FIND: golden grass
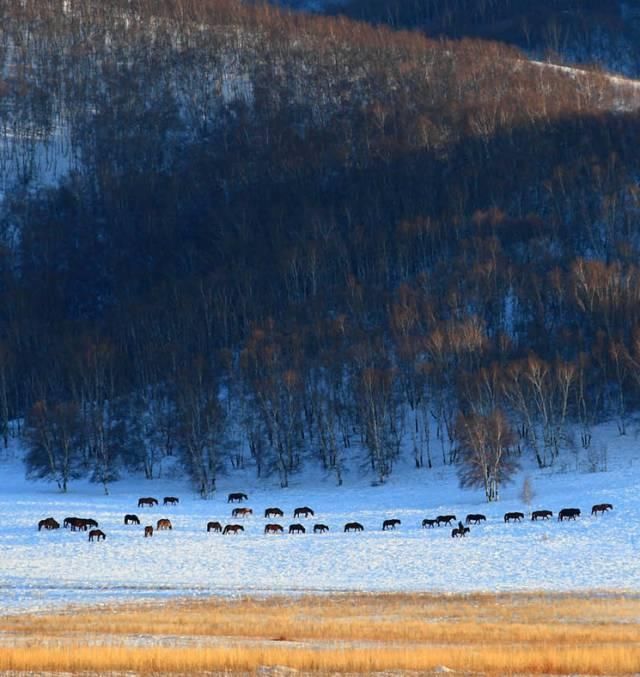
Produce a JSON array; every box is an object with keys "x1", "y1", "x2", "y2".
[{"x1": 1, "y1": 592, "x2": 639, "y2": 674}]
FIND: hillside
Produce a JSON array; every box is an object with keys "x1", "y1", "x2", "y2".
[
  {"x1": 325, "y1": 0, "x2": 640, "y2": 76},
  {"x1": 1, "y1": 0, "x2": 640, "y2": 493}
]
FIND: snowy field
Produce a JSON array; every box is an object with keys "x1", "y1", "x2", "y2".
[{"x1": 1, "y1": 424, "x2": 639, "y2": 615}]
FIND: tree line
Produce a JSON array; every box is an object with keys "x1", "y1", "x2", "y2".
[
  {"x1": 329, "y1": 0, "x2": 640, "y2": 76},
  {"x1": 0, "y1": 0, "x2": 639, "y2": 497}
]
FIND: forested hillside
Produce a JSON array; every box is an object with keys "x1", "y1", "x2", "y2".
[
  {"x1": 327, "y1": 0, "x2": 640, "y2": 75},
  {"x1": 1, "y1": 0, "x2": 640, "y2": 495}
]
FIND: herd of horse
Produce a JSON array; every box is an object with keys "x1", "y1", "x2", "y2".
[{"x1": 36, "y1": 492, "x2": 614, "y2": 542}]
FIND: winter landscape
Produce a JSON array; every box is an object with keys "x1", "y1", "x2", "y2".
[
  {"x1": 1, "y1": 422, "x2": 639, "y2": 615},
  {"x1": 3, "y1": 0, "x2": 640, "y2": 674}
]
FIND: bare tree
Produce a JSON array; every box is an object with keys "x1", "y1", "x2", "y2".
[
  {"x1": 520, "y1": 475, "x2": 535, "y2": 513},
  {"x1": 456, "y1": 409, "x2": 518, "y2": 502},
  {"x1": 25, "y1": 399, "x2": 83, "y2": 492}
]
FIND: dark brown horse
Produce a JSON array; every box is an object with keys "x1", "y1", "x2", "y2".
[
  {"x1": 38, "y1": 517, "x2": 60, "y2": 531},
  {"x1": 558, "y1": 508, "x2": 581, "y2": 521},
  {"x1": 264, "y1": 507, "x2": 284, "y2": 518},
  {"x1": 78, "y1": 518, "x2": 98, "y2": 530},
  {"x1": 465, "y1": 514, "x2": 486, "y2": 524},
  {"x1": 264, "y1": 523, "x2": 284, "y2": 534},
  {"x1": 232, "y1": 507, "x2": 253, "y2": 518},
  {"x1": 156, "y1": 518, "x2": 172, "y2": 530},
  {"x1": 344, "y1": 522, "x2": 364, "y2": 532},
  {"x1": 223, "y1": 524, "x2": 244, "y2": 534},
  {"x1": 289, "y1": 523, "x2": 306, "y2": 534},
  {"x1": 504, "y1": 512, "x2": 524, "y2": 523},
  {"x1": 138, "y1": 497, "x2": 158, "y2": 507},
  {"x1": 88, "y1": 529, "x2": 106, "y2": 541},
  {"x1": 531, "y1": 510, "x2": 553, "y2": 521},
  {"x1": 65, "y1": 517, "x2": 95, "y2": 531},
  {"x1": 207, "y1": 521, "x2": 222, "y2": 533},
  {"x1": 124, "y1": 514, "x2": 140, "y2": 525},
  {"x1": 313, "y1": 524, "x2": 329, "y2": 533},
  {"x1": 144, "y1": 525, "x2": 153, "y2": 537},
  {"x1": 382, "y1": 518, "x2": 401, "y2": 530},
  {"x1": 227, "y1": 492, "x2": 248, "y2": 503},
  {"x1": 422, "y1": 518, "x2": 437, "y2": 528},
  {"x1": 293, "y1": 506, "x2": 314, "y2": 518},
  {"x1": 591, "y1": 503, "x2": 613, "y2": 516},
  {"x1": 436, "y1": 515, "x2": 456, "y2": 526},
  {"x1": 163, "y1": 496, "x2": 179, "y2": 505}
]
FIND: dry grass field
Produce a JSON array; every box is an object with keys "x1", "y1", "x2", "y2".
[{"x1": 1, "y1": 592, "x2": 639, "y2": 674}]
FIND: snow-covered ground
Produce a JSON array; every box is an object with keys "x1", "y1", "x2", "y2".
[
  {"x1": 1, "y1": 423, "x2": 639, "y2": 615},
  {"x1": 528, "y1": 59, "x2": 640, "y2": 111}
]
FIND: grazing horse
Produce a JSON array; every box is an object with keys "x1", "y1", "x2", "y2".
[
  {"x1": 163, "y1": 496, "x2": 179, "y2": 505},
  {"x1": 422, "y1": 518, "x2": 437, "y2": 528},
  {"x1": 232, "y1": 507, "x2": 253, "y2": 518},
  {"x1": 64, "y1": 517, "x2": 82, "y2": 530},
  {"x1": 382, "y1": 519, "x2": 401, "y2": 530},
  {"x1": 293, "y1": 506, "x2": 314, "y2": 518},
  {"x1": 344, "y1": 522, "x2": 364, "y2": 532},
  {"x1": 156, "y1": 518, "x2": 172, "y2": 530},
  {"x1": 465, "y1": 514, "x2": 486, "y2": 525},
  {"x1": 223, "y1": 524, "x2": 244, "y2": 534},
  {"x1": 504, "y1": 512, "x2": 524, "y2": 523},
  {"x1": 207, "y1": 521, "x2": 222, "y2": 533},
  {"x1": 451, "y1": 526, "x2": 470, "y2": 538},
  {"x1": 531, "y1": 510, "x2": 553, "y2": 521},
  {"x1": 65, "y1": 517, "x2": 95, "y2": 531},
  {"x1": 436, "y1": 515, "x2": 456, "y2": 526},
  {"x1": 558, "y1": 508, "x2": 581, "y2": 521},
  {"x1": 124, "y1": 514, "x2": 140, "y2": 525},
  {"x1": 227, "y1": 492, "x2": 248, "y2": 503},
  {"x1": 88, "y1": 529, "x2": 106, "y2": 541},
  {"x1": 289, "y1": 523, "x2": 306, "y2": 534},
  {"x1": 264, "y1": 523, "x2": 284, "y2": 534},
  {"x1": 313, "y1": 524, "x2": 329, "y2": 533},
  {"x1": 38, "y1": 517, "x2": 60, "y2": 531},
  {"x1": 138, "y1": 497, "x2": 158, "y2": 507},
  {"x1": 144, "y1": 525, "x2": 153, "y2": 537},
  {"x1": 265, "y1": 507, "x2": 283, "y2": 518},
  {"x1": 591, "y1": 503, "x2": 613, "y2": 516}
]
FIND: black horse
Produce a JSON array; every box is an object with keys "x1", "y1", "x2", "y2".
[
  {"x1": 451, "y1": 526, "x2": 470, "y2": 538},
  {"x1": 504, "y1": 512, "x2": 524, "y2": 523},
  {"x1": 558, "y1": 508, "x2": 581, "y2": 521},
  {"x1": 344, "y1": 522, "x2": 364, "y2": 532},
  {"x1": 382, "y1": 518, "x2": 401, "y2": 530}
]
